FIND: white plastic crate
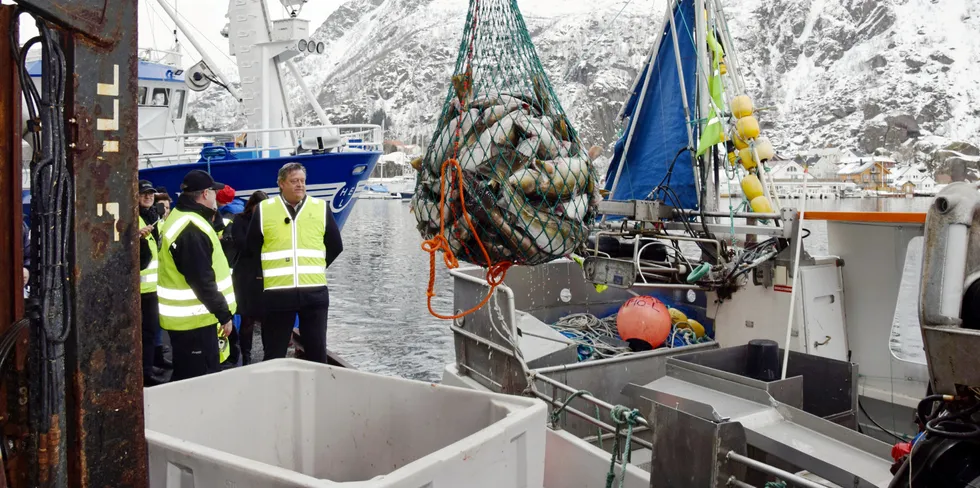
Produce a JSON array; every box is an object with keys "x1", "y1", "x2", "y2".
[{"x1": 144, "y1": 359, "x2": 546, "y2": 487}]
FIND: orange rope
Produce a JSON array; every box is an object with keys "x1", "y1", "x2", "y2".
[
  {"x1": 421, "y1": 158, "x2": 512, "y2": 320},
  {"x1": 420, "y1": 0, "x2": 512, "y2": 320}
]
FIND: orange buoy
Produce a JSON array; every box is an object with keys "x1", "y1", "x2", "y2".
[{"x1": 617, "y1": 296, "x2": 672, "y2": 348}]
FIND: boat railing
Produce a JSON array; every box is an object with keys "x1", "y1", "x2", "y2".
[
  {"x1": 137, "y1": 47, "x2": 182, "y2": 66},
  {"x1": 139, "y1": 124, "x2": 384, "y2": 167}
]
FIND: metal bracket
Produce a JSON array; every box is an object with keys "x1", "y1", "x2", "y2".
[
  {"x1": 597, "y1": 199, "x2": 673, "y2": 220},
  {"x1": 582, "y1": 256, "x2": 637, "y2": 288}
]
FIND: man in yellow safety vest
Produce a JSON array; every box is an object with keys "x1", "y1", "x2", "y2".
[
  {"x1": 243, "y1": 162, "x2": 343, "y2": 363},
  {"x1": 157, "y1": 170, "x2": 237, "y2": 380}
]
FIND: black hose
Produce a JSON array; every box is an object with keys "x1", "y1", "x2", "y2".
[
  {"x1": 858, "y1": 398, "x2": 908, "y2": 442},
  {"x1": 925, "y1": 402, "x2": 980, "y2": 440}
]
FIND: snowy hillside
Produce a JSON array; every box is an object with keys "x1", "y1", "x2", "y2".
[{"x1": 189, "y1": 0, "x2": 980, "y2": 179}]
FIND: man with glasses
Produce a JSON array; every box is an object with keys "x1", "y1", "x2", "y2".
[{"x1": 156, "y1": 170, "x2": 236, "y2": 380}]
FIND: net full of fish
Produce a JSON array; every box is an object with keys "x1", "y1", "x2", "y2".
[{"x1": 410, "y1": 0, "x2": 601, "y2": 268}]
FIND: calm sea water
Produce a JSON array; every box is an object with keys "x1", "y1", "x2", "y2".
[{"x1": 324, "y1": 197, "x2": 934, "y2": 381}]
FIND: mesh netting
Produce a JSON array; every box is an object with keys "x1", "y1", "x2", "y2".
[{"x1": 412, "y1": 0, "x2": 599, "y2": 268}]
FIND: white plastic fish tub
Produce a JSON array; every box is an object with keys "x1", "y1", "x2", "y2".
[{"x1": 144, "y1": 359, "x2": 547, "y2": 487}]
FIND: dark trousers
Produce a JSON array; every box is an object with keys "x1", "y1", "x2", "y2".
[
  {"x1": 240, "y1": 315, "x2": 257, "y2": 364},
  {"x1": 140, "y1": 292, "x2": 160, "y2": 379},
  {"x1": 262, "y1": 308, "x2": 328, "y2": 364},
  {"x1": 169, "y1": 325, "x2": 220, "y2": 381}
]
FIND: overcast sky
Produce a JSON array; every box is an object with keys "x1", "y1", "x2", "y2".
[{"x1": 9, "y1": 0, "x2": 341, "y2": 73}]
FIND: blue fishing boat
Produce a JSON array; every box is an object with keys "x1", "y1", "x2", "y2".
[{"x1": 22, "y1": 0, "x2": 382, "y2": 230}]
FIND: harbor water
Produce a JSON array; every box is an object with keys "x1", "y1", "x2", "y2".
[{"x1": 324, "y1": 197, "x2": 934, "y2": 382}]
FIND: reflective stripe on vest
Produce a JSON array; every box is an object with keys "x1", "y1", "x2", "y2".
[
  {"x1": 139, "y1": 215, "x2": 159, "y2": 294},
  {"x1": 259, "y1": 196, "x2": 327, "y2": 291},
  {"x1": 156, "y1": 208, "x2": 237, "y2": 331}
]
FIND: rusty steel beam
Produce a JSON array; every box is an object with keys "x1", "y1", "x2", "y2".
[
  {"x1": 9, "y1": 1, "x2": 120, "y2": 46},
  {"x1": 0, "y1": 7, "x2": 31, "y2": 488},
  {"x1": 7, "y1": 0, "x2": 144, "y2": 486},
  {"x1": 63, "y1": 2, "x2": 146, "y2": 486}
]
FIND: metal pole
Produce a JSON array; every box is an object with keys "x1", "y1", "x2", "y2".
[
  {"x1": 695, "y1": 0, "x2": 716, "y2": 213},
  {"x1": 667, "y1": 3, "x2": 701, "y2": 200},
  {"x1": 780, "y1": 168, "x2": 809, "y2": 379},
  {"x1": 676, "y1": 208, "x2": 782, "y2": 220},
  {"x1": 604, "y1": 1, "x2": 674, "y2": 213},
  {"x1": 726, "y1": 451, "x2": 827, "y2": 488},
  {"x1": 153, "y1": 0, "x2": 243, "y2": 102},
  {"x1": 285, "y1": 59, "x2": 333, "y2": 129},
  {"x1": 530, "y1": 372, "x2": 651, "y2": 428},
  {"x1": 726, "y1": 477, "x2": 757, "y2": 488},
  {"x1": 534, "y1": 341, "x2": 717, "y2": 374},
  {"x1": 530, "y1": 390, "x2": 654, "y2": 451}
]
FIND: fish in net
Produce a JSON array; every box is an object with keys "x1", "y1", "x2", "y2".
[{"x1": 411, "y1": 0, "x2": 601, "y2": 269}]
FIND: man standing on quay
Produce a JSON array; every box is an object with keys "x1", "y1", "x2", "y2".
[{"x1": 244, "y1": 162, "x2": 343, "y2": 363}]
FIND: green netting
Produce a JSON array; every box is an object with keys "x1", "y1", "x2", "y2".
[{"x1": 411, "y1": 0, "x2": 599, "y2": 268}]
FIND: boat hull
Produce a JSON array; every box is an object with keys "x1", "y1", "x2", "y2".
[{"x1": 138, "y1": 150, "x2": 381, "y2": 229}]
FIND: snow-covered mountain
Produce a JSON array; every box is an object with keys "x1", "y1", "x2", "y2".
[{"x1": 189, "y1": 0, "x2": 980, "y2": 180}]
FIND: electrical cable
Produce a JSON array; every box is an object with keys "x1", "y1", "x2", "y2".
[{"x1": 857, "y1": 398, "x2": 907, "y2": 442}]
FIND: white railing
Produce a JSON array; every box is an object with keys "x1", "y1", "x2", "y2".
[
  {"x1": 138, "y1": 124, "x2": 384, "y2": 167},
  {"x1": 137, "y1": 47, "x2": 183, "y2": 66}
]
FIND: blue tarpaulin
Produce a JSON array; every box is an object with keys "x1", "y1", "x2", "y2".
[{"x1": 603, "y1": 0, "x2": 699, "y2": 210}]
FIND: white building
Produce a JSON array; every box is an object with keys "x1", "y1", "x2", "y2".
[{"x1": 769, "y1": 161, "x2": 806, "y2": 181}]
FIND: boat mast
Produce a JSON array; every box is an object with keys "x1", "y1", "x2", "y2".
[{"x1": 153, "y1": 0, "x2": 243, "y2": 103}]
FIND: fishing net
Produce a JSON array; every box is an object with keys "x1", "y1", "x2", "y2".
[{"x1": 412, "y1": 0, "x2": 600, "y2": 270}]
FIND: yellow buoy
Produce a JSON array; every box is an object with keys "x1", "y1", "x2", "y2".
[
  {"x1": 731, "y1": 95, "x2": 753, "y2": 119},
  {"x1": 750, "y1": 195, "x2": 773, "y2": 214},
  {"x1": 739, "y1": 147, "x2": 757, "y2": 170},
  {"x1": 755, "y1": 137, "x2": 775, "y2": 161},
  {"x1": 736, "y1": 115, "x2": 760, "y2": 140},
  {"x1": 719, "y1": 61, "x2": 728, "y2": 75},
  {"x1": 677, "y1": 319, "x2": 706, "y2": 338},
  {"x1": 668, "y1": 308, "x2": 688, "y2": 325},
  {"x1": 727, "y1": 151, "x2": 737, "y2": 167},
  {"x1": 740, "y1": 174, "x2": 764, "y2": 201},
  {"x1": 732, "y1": 131, "x2": 749, "y2": 150}
]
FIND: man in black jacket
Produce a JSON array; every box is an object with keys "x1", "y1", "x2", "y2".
[
  {"x1": 243, "y1": 162, "x2": 343, "y2": 363},
  {"x1": 157, "y1": 170, "x2": 235, "y2": 381}
]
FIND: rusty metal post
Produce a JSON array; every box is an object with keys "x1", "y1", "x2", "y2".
[
  {"x1": 63, "y1": 6, "x2": 146, "y2": 488},
  {"x1": 0, "y1": 7, "x2": 30, "y2": 488},
  {"x1": 7, "y1": 0, "x2": 144, "y2": 486}
]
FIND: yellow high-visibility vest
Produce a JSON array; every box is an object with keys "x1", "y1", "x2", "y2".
[
  {"x1": 156, "y1": 208, "x2": 237, "y2": 331},
  {"x1": 139, "y1": 215, "x2": 159, "y2": 294},
  {"x1": 258, "y1": 196, "x2": 328, "y2": 291}
]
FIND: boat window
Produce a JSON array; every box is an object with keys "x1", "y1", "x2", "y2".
[
  {"x1": 138, "y1": 86, "x2": 147, "y2": 105},
  {"x1": 171, "y1": 89, "x2": 185, "y2": 119},
  {"x1": 150, "y1": 88, "x2": 170, "y2": 107}
]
